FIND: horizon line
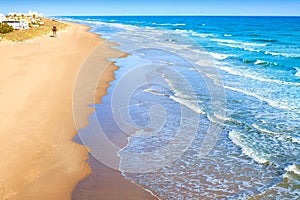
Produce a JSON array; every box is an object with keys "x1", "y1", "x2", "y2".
[{"x1": 48, "y1": 14, "x2": 300, "y2": 17}]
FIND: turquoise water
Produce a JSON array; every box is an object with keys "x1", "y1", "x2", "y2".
[{"x1": 61, "y1": 16, "x2": 300, "y2": 199}]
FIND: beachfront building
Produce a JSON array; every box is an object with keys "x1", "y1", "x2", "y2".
[
  {"x1": 28, "y1": 10, "x2": 43, "y2": 18},
  {"x1": 4, "y1": 10, "x2": 44, "y2": 30},
  {"x1": 1, "y1": 20, "x2": 29, "y2": 30},
  {"x1": 6, "y1": 10, "x2": 43, "y2": 21}
]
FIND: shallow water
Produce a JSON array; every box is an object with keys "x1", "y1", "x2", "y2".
[{"x1": 61, "y1": 16, "x2": 300, "y2": 199}]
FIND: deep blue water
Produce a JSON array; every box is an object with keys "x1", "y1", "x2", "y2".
[{"x1": 60, "y1": 16, "x2": 300, "y2": 199}]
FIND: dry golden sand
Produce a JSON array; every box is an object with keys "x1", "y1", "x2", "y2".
[{"x1": 0, "y1": 21, "x2": 156, "y2": 199}]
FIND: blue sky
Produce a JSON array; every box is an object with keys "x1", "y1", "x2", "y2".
[{"x1": 0, "y1": 0, "x2": 299, "y2": 16}]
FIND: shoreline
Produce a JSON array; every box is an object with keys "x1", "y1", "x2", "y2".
[
  {"x1": 68, "y1": 21, "x2": 159, "y2": 199},
  {"x1": 0, "y1": 20, "x2": 156, "y2": 199}
]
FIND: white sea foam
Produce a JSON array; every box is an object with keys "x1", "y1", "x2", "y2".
[
  {"x1": 224, "y1": 34, "x2": 232, "y2": 37},
  {"x1": 242, "y1": 42, "x2": 267, "y2": 47},
  {"x1": 173, "y1": 23, "x2": 186, "y2": 26},
  {"x1": 191, "y1": 49, "x2": 232, "y2": 60},
  {"x1": 281, "y1": 53, "x2": 300, "y2": 58},
  {"x1": 212, "y1": 39, "x2": 267, "y2": 53},
  {"x1": 206, "y1": 52, "x2": 233, "y2": 60},
  {"x1": 254, "y1": 60, "x2": 270, "y2": 66},
  {"x1": 217, "y1": 43, "x2": 262, "y2": 52},
  {"x1": 212, "y1": 38, "x2": 266, "y2": 46},
  {"x1": 170, "y1": 96, "x2": 205, "y2": 115},
  {"x1": 294, "y1": 67, "x2": 300, "y2": 77},
  {"x1": 191, "y1": 32, "x2": 215, "y2": 38},
  {"x1": 211, "y1": 39, "x2": 240, "y2": 44},
  {"x1": 264, "y1": 51, "x2": 281, "y2": 56},
  {"x1": 265, "y1": 51, "x2": 300, "y2": 58},
  {"x1": 291, "y1": 137, "x2": 300, "y2": 144},
  {"x1": 207, "y1": 113, "x2": 233, "y2": 125},
  {"x1": 252, "y1": 124, "x2": 275, "y2": 135},
  {"x1": 217, "y1": 43, "x2": 240, "y2": 48},
  {"x1": 143, "y1": 87, "x2": 169, "y2": 97},
  {"x1": 242, "y1": 47, "x2": 262, "y2": 52},
  {"x1": 252, "y1": 124, "x2": 300, "y2": 144},
  {"x1": 229, "y1": 130, "x2": 269, "y2": 164},
  {"x1": 161, "y1": 72, "x2": 205, "y2": 115},
  {"x1": 87, "y1": 20, "x2": 140, "y2": 31},
  {"x1": 152, "y1": 23, "x2": 186, "y2": 26},
  {"x1": 216, "y1": 65, "x2": 300, "y2": 86},
  {"x1": 285, "y1": 164, "x2": 300, "y2": 175},
  {"x1": 174, "y1": 29, "x2": 189, "y2": 34},
  {"x1": 223, "y1": 85, "x2": 291, "y2": 111}
]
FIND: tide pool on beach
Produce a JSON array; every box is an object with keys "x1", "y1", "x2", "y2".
[{"x1": 63, "y1": 16, "x2": 300, "y2": 199}]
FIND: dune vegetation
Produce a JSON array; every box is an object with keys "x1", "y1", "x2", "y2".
[{"x1": 0, "y1": 18, "x2": 68, "y2": 42}]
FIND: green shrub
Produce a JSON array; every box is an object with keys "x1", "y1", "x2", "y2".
[{"x1": 0, "y1": 23, "x2": 14, "y2": 34}]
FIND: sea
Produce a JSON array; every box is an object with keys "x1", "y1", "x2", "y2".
[{"x1": 58, "y1": 16, "x2": 300, "y2": 199}]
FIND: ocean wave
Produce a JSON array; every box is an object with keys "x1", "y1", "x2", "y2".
[
  {"x1": 265, "y1": 51, "x2": 300, "y2": 58},
  {"x1": 282, "y1": 53, "x2": 300, "y2": 58},
  {"x1": 173, "y1": 23, "x2": 186, "y2": 26},
  {"x1": 242, "y1": 47, "x2": 262, "y2": 52},
  {"x1": 211, "y1": 39, "x2": 267, "y2": 47},
  {"x1": 207, "y1": 113, "x2": 237, "y2": 125},
  {"x1": 243, "y1": 42, "x2": 267, "y2": 47},
  {"x1": 295, "y1": 67, "x2": 300, "y2": 77},
  {"x1": 174, "y1": 29, "x2": 189, "y2": 34},
  {"x1": 170, "y1": 95, "x2": 205, "y2": 114},
  {"x1": 229, "y1": 130, "x2": 269, "y2": 164},
  {"x1": 223, "y1": 86, "x2": 291, "y2": 111},
  {"x1": 152, "y1": 23, "x2": 186, "y2": 26},
  {"x1": 253, "y1": 59, "x2": 280, "y2": 67},
  {"x1": 264, "y1": 51, "x2": 281, "y2": 56},
  {"x1": 85, "y1": 18, "x2": 94, "y2": 21},
  {"x1": 283, "y1": 164, "x2": 300, "y2": 184},
  {"x1": 211, "y1": 38, "x2": 239, "y2": 44},
  {"x1": 291, "y1": 136, "x2": 300, "y2": 144},
  {"x1": 224, "y1": 34, "x2": 232, "y2": 37},
  {"x1": 285, "y1": 164, "x2": 300, "y2": 175},
  {"x1": 191, "y1": 32, "x2": 215, "y2": 38},
  {"x1": 252, "y1": 124, "x2": 275, "y2": 135},
  {"x1": 144, "y1": 87, "x2": 170, "y2": 97},
  {"x1": 217, "y1": 43, "x2": 240, "y2": 48},
  {"x1": 85, "y1": 20, "x2": 140, "y2": 31},
  {"x1": 162, "y1": 73, "x2": 205, "y2": 115},
  {"x1": 254, "y1": 60, "x2": 272, "y2": 66},
  {"x1": 207, "y1": 52, "x2": 234, "y2": 60},
  {"x1": 217, "y1": 43, "x2": 262, "y2": 52},
  {"x1": 216, "y1": 65, "x2": 300, "y2": 86},
  {"x1": 252, "y1": 124, "x2": 300, "y2": 144},
  {"x1": 252, "y1": 38, "x2": 278, "y2": 43}
]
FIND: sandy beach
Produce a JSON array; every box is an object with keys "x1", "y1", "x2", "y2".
[{"x1": 0, "y1": 21, "x2": 155, "y2": 199}]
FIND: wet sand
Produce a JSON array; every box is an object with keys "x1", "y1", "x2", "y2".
[{"x1": 0, "y1": 21, "x2": 156, "y2": 199}]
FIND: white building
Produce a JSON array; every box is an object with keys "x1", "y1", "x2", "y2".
[
  {"x1": 0, "y1": 20, "x2": 29, "y2": 30},
  {"x1": 28, "y1": 10, "x2": 43, "y2": 18}
]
